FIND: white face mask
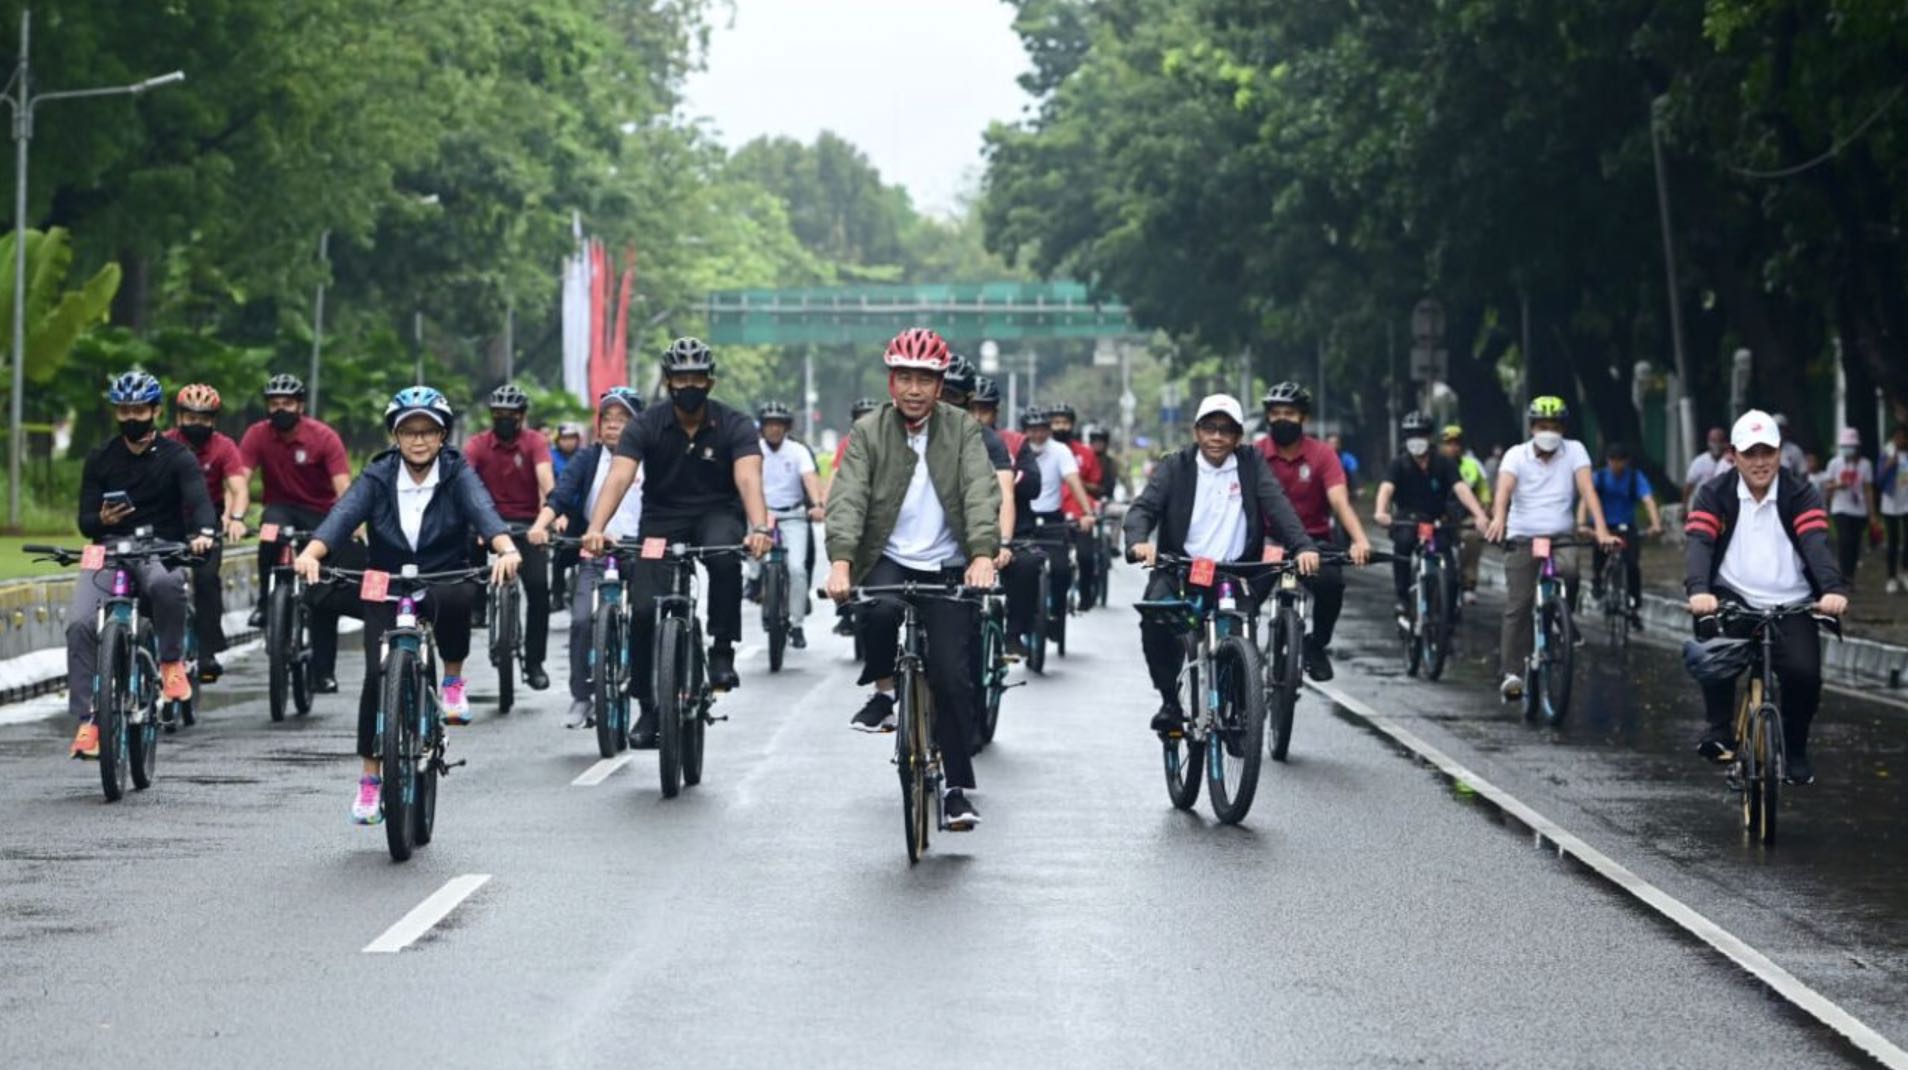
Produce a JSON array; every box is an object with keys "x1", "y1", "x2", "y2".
[
  {"x1": 1404, "y1": 437, "x2": 1430, "y2": 458},
  {"x1": 1841, "y1": 446, "x2": 1859, "y2": 459},
  {"x1": 1532, "y1": 431, "x2": 1563, "y2": 453}
]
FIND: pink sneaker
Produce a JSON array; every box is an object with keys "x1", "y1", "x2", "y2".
[
  {"x1": 442, "y1": 677, "x2": 470, "y2": 724},
  {"x1": 352, "y1": 776, "x2": 382, "y2": 825}
]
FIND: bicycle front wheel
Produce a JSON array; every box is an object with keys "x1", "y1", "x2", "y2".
[
  {"x1": 896, "y1": 662, "x2": 932, "y2": 862},
  {"x1": 94, "y1": 620, "x2": 134, "y2": 802},
  {"x1": 1206, "y1": 634, "x2": 1267, "y2": 825},
  {"x1": 979, "y1": 617, "x2": 1004, "y2": 744},
  {"x1": 267, "y1": 583, "x2": 293, "y2": 723},
  {"x1": 380, "y1": 646, "x2": 424, "y2": 862},
  {"x1": 1422, "y1": 570, "x2": 1449, "y2": 682},
  {"x1": 1268, "y1": 605, "x2": 1303, "y2": 762},
  {"x1": 492, "y1": 583, "x2": 518, "y2": 715},
  {"x1": 1540, "y1": 599, "x2": 1575, "y2": 725},
  {"x1": 1748, "y1": 701, "x2": 1783, "y2": 845},
  {"x1": 764, "y1": 562, "x2": 788, "y2": 673},
  {"x1": 656, "y1": 616, "x2": 690, "y2": 798},
  {"x1": 592, "y1": 601, "x2": 629, "y2": 759},
  {"x1": 1165, "y1": 661, "x2": 1205, "y2": 811}
]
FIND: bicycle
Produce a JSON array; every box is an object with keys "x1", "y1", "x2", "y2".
[
  {"x1": 1006, "y1": 537, "x2": 1053, "y2": 674},
  {"x1": 1095, "y1": 512, "x2": 1120, "y2": 609},
  {"x1": 841, "y1": 579, "x2": 990, "y2": 863},
  {"x1": 640, "y1": 538, "x2": 746, "y2": 799},
  {"x1": 548, "y1": 535, "x2": 634, "y2": 759},
  {"x1": 1701, "y1": 602, "x2": 1841, "y2": 846},
  {"x1": 483, "y1": 524, "x2": 531, "y2": 716},
  {"x1": 1508, "y1": 535, "x2": 1585, "y2": 725},
  {"x1": 1074, "y1": 516, "x2": 1107, "y2": 612},
  {"x1": 1594, "y1": 524, "x2": 1634, "y2": 648},
  {"x1": 29, "y1": 533, "x2": 202, "y2": 802},
  {"x1": 760, "y1": 526, "x2": 792, "y2": 673},
  {"x1": 1255, "y1": 545, "x2": 1356, "y2": 762},
  {"x1": 258, "y1": 522, "x2": 316, "y2": 724},
  {"x1": 1134, "y1": 553, "x2": 1270, "y2": 825},
  {"x1": 325, "y1": 564, "x2": 485, "y2": 862},
  {"x1": 1392, "y1": 516, "x2": 1457, "y2": 681},
  {"x1": 973, "y1": 583, "x2": 1021, "y2": 750}
]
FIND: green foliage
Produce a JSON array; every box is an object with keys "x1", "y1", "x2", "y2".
[{"x1": 0, "y1": 228, "x2": 121, "y2": 384}]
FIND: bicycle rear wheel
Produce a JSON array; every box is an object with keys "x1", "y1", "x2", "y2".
[
  {"x1": 1540, "y1": 599, "x2": 1575, "y2": 725},
  {"x1": 1029, "y1": 564, "x2": 1050, "y2": 674},
  {"x1": 380, "y1": 646, "x2": 424, "y2": 862},
  {"x1": 1268, "y1": 605, "x2": 1303, "y2": 762},
  {"x1": 267, "y1": 583, "x2": 293, "y2": 723},
  {"x1": 656, "y1": 616, "x2": 689, "y2": 798},
  {"x1": 763, "y1": 562, "x2": 788, "y2": 673},
  {"x1": 1206, "y1": 634, "x2": 1267, "y2": 825},
  {"x1": 592, "y1": 601, "x2": 629, "y2": 759},
  {"x1": 683, "y1": 633, "x2": 707, "y2": 786},
  {"x1": 128, "y1": 622, "x2": 160, "y2": 791},
  {"x1": 1164, "y1": 662, "x2": 1205, "y2": 810},
  {"x1": 414, "y1": 690, "x2": 441, "y2": 847}
]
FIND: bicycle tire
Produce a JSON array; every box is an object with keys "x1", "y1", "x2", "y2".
[
  {"x1": 1756, "y1": 705, "x2": 1782, "y2": 845},
  {"x1": 380, "y1": 645, "x2": 423, "y2": 862},
  {"x1": 907, "y1": 664, "x2": 934, "y2": 860},
  {"x1": 267, "y1": 583, "x2": 293, "y2": 723},
  {"x1": 1540, "y1": 599, "x2": 1575, "y2": 725},
  {"x1": 93, "y1": 620, "x2": 133, "y2": 802},
  {"x1": 1424, "y1": 568, "x2": 1450, "y2": 682},
  {"x1": 1164, "y1": 662, "x2": 1205, "y2": 810},
  {"x1": 1206, "y1": 634, "x2": 1267, "y2": 825},
  {"x1": 414, "y1": 677, "x2": 441, "y2": 847},
  {"x1": 592, "y1": 601, "x2": 629, "y2": 760},
  {"x1": 1029, "y1": 563, "x2": 1049, "y2": 675},
  {"x1": 1269, "y1": 605, "x2": 1303, "y2": 762},
  {"x1": 979, "y1": 616, "x2": 1004, "y2": 744},
  {"x1": 764, "y1": 562, "x2": 788, "y2": 673},
  {"x1": 656, "y1": 615, "x2": 689, "y2": 798},
  {"x1": 896, "y1": 662, "x2": 925, "y2": 863},
  {"x1": 683, "y1": 629, "x2": 707, "y2": 787},
  {"x1": 1736, "y1": 681, "x2": 1760, "y2": 837},
  {"x1": 1404, "y1": 582, "x2": 1424, "y2": 678},
  {"x1": 290, "y1": 597, "x2": 313, "y2": 717},
  {"x1": 178, "y1": 621, "x2": 200, "y2": 730},
  {"x1": 128, "y1": 622, "x2": 160, "y2": 791},
  {"x1": 493, "y1": 582, "x2": 517, "y2": 716}
]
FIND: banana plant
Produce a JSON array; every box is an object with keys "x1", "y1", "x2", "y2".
[{"x1": 0, "y1": 227, "x2": 122, "y2": 385}]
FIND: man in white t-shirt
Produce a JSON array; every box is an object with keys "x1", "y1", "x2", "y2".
[
  {"x1": 1823, "y1": 426, "x2": 1881, "y2": 582},
  {"x1": 1484, "y1": 396, "x2": 1618, "y2": 700},
  {"x1": 1682, "y1": 426, "x2": 1734, "y2": 510},
  {"x1": 1001, "y1": 405, "x2": 1099, "y2": 658},
  {"x1": 753, "y1": 401, "x2": 824, "y2": 648}
]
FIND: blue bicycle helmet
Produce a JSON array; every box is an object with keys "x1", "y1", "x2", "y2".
[
  {"x1": 598, "y1": 385, "x2": 644, "y2": 418},
  {"x1": 107, "y1": 371, "x2": 164, "y2": 406},
  {"x1": 384, "y1": 386, "x2": 455, "y2": 431},
  {"x1": 1682, "y1": 636, "x2": 1755, "y2": 684}
]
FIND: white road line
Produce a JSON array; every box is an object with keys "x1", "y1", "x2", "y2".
[
  {"x1": 571, "y1": 755, "x2": 633, "y2": 786},
  {"x1": 361, "y1": 874, "x2": 491, "y2": 954},
  {"x1": 1307, "y1": 678, "x2": 1908, "y2": 1069}
]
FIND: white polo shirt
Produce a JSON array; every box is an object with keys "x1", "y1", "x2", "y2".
[
  {"x1": 883, "y1": 425, "x2": 963, "y2": 571},
  {"x1": 397, "y1": 459, "x2": 441, "y2": 551},
  {"x1": 1184, "y1": 453, "x2": 1248, "y2": 561},
  {"x1": 760, "y1": 437, "x2": 816, "y2": 512},
  {"x1": 1686, "y1": 450, "x2": 1734, "y2": 488},
  {"x1": 585, "y1": 449, "x2": 643, "y2": 540},
  {"x1": 1503, "y1": 438, "x2": 1592, "y2": 539},
  {"x1": 1717, "y1": 477, "x2": 1811, "y2": 608},
  {"x1": 1028, "y1": 438, "x2": 1079, "y2": 513}
]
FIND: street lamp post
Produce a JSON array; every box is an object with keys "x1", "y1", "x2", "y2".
[{"x1": 3, "y1": 8, "x2": 183, "y2": 527}]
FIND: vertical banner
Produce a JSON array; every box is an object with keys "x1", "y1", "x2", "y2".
[
  {"x1": 561, "y1": 213, "x2": 590, "y2": 400},
  {"x1": 607, "y1": 247, "x2": 636, "y2": 393}
]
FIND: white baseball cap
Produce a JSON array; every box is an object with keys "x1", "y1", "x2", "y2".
[
  {"x1": 1730, "y1": 409, "x2": 1780, "y2": 452},
  {"x1": 1193, "y1": 394, "x2": 1245, "y2": 428}
]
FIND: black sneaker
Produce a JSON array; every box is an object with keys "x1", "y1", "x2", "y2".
[
  {"x1": 630, "y1": 702, "x2": 657, "y2": 749},
  {"x1": 708, "y1": 645, "x2": 739, "y2": 691},
  {"x1": 1150, "y1": 703, "x2": 1185, "y2": 735},
  {"x1": 744, "y1": 577, "x2": 761, "y2": 604},
  {"x1": 199, "y1": 655, "x2": 224, "y2": 683},
  {"x1": 312, "y1": 675, "x2": 339, "y2": 695},
  {"x1": 789, "y1": 627, "x2": 806, "y2": 650},
  {"x1": 1784, "y1": 753, "x2": 1815, "y2": 785},
  {"x1": 1697, "y1": 726, "x2": 1736, "y2": 763},
  {"x1": 1627, "y1": 609, "x2": 1644, "y2": 631},
  {"x1": 1303, "y1": 638, "x2": 1334, "y2": 682},
  {"x1": 851, "y1": 692, "x2": 896, "y2": 733},
  {"x1": 1006, "y1": 635, "x2": 1029, "y2": 660},
  {"x1": 833, "y1": 616, "x2": 854, "y2": 637},
  {"x1": 525, "y1": 664, "x2": 550, "y2": 691},
  {"x1": 247, "y1": 604, "x2": 265, "y2": 630},
  {"x1": 944, "y1": 789, "x2": 979, "y2": 831}
]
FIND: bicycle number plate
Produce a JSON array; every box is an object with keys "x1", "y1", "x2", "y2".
[
  {"x1": 641, "y1": 537, "x2": 667, "y2": 560},
  {"x1": 1262, "y1": 543, "x2": 1285, "y2": 564},
  {"x1": 1418, "y1": 521, "x2": 1436, "y2": 543},
  {"x1": 80, "y1": 545, "x2": 106, "y2": 570},
  {"x1": 1189, "y1": 557, "x2": 1217, "y2": 587},
  {"x1": 359, "y1": 569, "x2": 391, "y2": 601},
  {"x1": 1281, "y1": 572, "x2": 1298, "y2": 591},
  {"x1": 1532, "y1": 536, "x2": 1552, "y2": 560},
  {"x1": 259, "y1": 523, "x2": 280, "y2": 543}
]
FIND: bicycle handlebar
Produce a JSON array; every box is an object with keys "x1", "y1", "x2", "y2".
[
  {"x1": 26, "y1": 537, "x2": 205, "y2": 568},
  {"x1": 321, "y1": 565, "x2": 490, "y2": 589},
  {"x1": 1698, "y1": 600, "x2": 1845, "y2": 638},
  {"x1": 830, "y1": 582, "x2": 999, "y2": 605}
]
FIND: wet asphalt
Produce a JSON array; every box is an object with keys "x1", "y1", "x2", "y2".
[{"x1": 0, "y1": 564, "x2": 1896, "y2": 1068}]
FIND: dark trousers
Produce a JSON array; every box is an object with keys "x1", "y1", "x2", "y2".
[
  {"x1": 191, "y1": 546, "x2": 227, "y2": 656},
  {"x1": 1005, "y1": 519, "x2": 1071, "y2": 636},
  {"x1": 1886, "y1": 514, "x2": 1905, "y2": 580},
  {"x1": 1138, "y1": 569, "x2": 1265, "y2": 707},
  {"x1": 628, "y1": 508, "x2": 745, "y2": 705},
  {"x1": 1073, "y1": 524, "x2": 1101, "y2": 599},
  {"x1": 1695, "y1": 586, "x2": 1823, "y2": 755},
  {"x1": 473, "y1": 522, "x2": 550, "y2": 667},
  {"x1": 1305, "y1": 562, "x2": 1345, "y2": 648},
  {"x1": 854, "y1": 557, "x2": 978, "y2": 791},
  {"x1": 257, "y1": 502, "x2": 346, "y2": 677},
  {"x1": 1592, "y1": 528, "x2": 1643, "y2": 607},
  {"x1": 356, "y1": 580, "x2": 478, "y2": 758},
  {"x1": 1834, "y1": 515, "x2": 1864, "y2": 579}
]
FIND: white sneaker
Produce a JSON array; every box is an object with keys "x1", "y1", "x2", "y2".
[
  {"x1": 563, "y1": 699, "x2": 591, "y2": 729},
  {"x1": 1499, "y1": 674, "x2": 1524, "y2": 700},
  {"x1": 1463, "y1": 590, "x2": 1479, "y2": 606},
  {"x1": 351, "y1": 776, "x2": 382, "y2": 825},
  {"x1": 1888, "y1": 577, "x2": 1901, "y2": 595}
]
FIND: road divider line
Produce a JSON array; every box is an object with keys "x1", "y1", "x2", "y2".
[
  {"x1": 362, "y1": 874, "x2": 491, "y2": 954},
  {"x1": 1307, "y1": 678, "x2": 1908, "y2": 1070},
  {"x1": 571, "y1": 755, "x2": 633, "y2": 786}
]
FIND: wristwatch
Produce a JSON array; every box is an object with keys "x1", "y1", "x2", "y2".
[{"x1": 750, "y1": 523, "x2": 774, "y2": 536}]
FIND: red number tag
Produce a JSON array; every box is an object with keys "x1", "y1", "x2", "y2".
[
  {"x1": 1532, "y1": 536, "x2": 1552, "y2": 560},
  {"x1": 1262, "y1": 543, "x2": 1286, "y2": 564},
  {"x1": 80, "y1": 545, "x2": 106, "y2": 570},
  {"x1": 258, "y1": 523, "x2": 280, "y2": 543},
  {"x1": 1418, "y1": 521, "x2": 1435, "y2": 542},
  {"x1": 359, "y1": 569, "x2": 391, "y2": 602},
  {"x1": 1189, "y1": 557, "x2": 1217, "y2": 587},
  {"x1": 641, "y1": 537, "x2": 668, "y2": 560}
]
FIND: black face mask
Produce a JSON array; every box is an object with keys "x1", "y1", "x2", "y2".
[
  {"x1": 1052, "y1": 428, "x2": 1075, "y2": 444},
  {"x1": 1268, "y1": 419, "x2": 1303, "y2": 447},
  {"x1": 493, "y1": 416, "x2": 521, "y2": 440},
  {"x1": 269, "y1": 409, "x2": 300, "y2": 432},
  {"x1": 119, "y1": 418, "x2": 154, "y2": 443},
  {"x1": 180, "y1": 424, "x2": 215, "y2": 447},
  {"x1": 670, "y1": 385, "x2": 709, "y2": 413}
]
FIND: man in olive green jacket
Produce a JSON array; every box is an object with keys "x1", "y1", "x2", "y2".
[{"x1": 823, "y1": 328, "x2": 1001, "y2": 830}]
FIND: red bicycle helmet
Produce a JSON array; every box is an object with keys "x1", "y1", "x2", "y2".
[
  {"x1": 175, "y1": 383, "x2": 222, "y2": 413},
  {"x1": 883, "y1": 328, "x2": 951, "y2": 372}
]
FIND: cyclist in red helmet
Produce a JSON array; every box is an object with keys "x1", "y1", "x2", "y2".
[{"x1": 164, "y1": 384, "x2": 252, "y2": 681}]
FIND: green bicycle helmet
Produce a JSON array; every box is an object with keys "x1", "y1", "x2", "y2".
[{"x1": 1527, "y1": 396, "x2": 1569, "y2": 423}]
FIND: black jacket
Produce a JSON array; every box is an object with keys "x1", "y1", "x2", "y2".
[
  {"x1": 1684, "y1": 468, "x2": 1847, "y2": 597},
  {"x1": 314, "y1": 447, "x2": 509, "y2": 573},
  {"x1": 546, "y1": 442, "x2": 608, "y2": 530},
  {"x1": 1123, "y1": 445, "x2": 1317, "y2": 559},
  {"x1": 78, "y1": 435, "x2": 216, "y2": 543}
]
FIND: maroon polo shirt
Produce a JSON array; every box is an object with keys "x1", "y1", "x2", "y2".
[
  {"x1": 163, "y1": 428, "x2": 248, "y2": 514},
  {"x1": 239, "y1": 417, "x2": 350, "y2": 512},
  {"x1": 1258, "y1": 435, "x2": 1345, "y2": 539},
  {"x1": 463, "y1": 427, "x2": 552, "y2": 519}
]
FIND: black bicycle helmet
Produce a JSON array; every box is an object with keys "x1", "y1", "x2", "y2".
[
  {"x1": 1022, "y1": 405, "x2": 1052, "y2": 428},
  {"x1": 850, "y1": 397, "x2": 880, "y2": 420},
  {"x1": 661, "y1": 337, "x2": 716, "y2": 376},
  {"x1": 1262, "y1": 381, "x2": 1312, "y2": 413},
  {"x1": 1683, "y1": 636, "x2": 1755, "y2": 685},
  {"x1": 971, "y1": 376, "x2": 1001, "y2": 406},
  {"x1": 942, "y1": 355, "x2": 977, "y2": 399},
  {"x1": 1086, "y1": 424, "x2": 1110, "y2": 444},
  {"x1": 757, "y1": 400, "x2": 794, "y2": 424},
  {"x1": 263, "y1": 373, "x2": 307, "y2": 399},
  {"x1": 488, "y1": 384, "x2": 529, "y2": 411},
  {"x1": 1048, "y1": 401, "x2": 1077, "y2": 422},
  {"x1": 1400, "y1": 411, "x2": 1435, "y2": 436}
]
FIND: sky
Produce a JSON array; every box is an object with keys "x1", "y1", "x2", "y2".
[{"x1": 679, "y1": 0, "x2": 1035, "y2": 217}]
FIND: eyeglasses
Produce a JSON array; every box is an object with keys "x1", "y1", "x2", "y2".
[
  {"x1": 395, "y1": 426, "x2": 444, "y2": 443},
  {"x1": 1195, "y1": 421, "x2": 1242, "y2": 436}
]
